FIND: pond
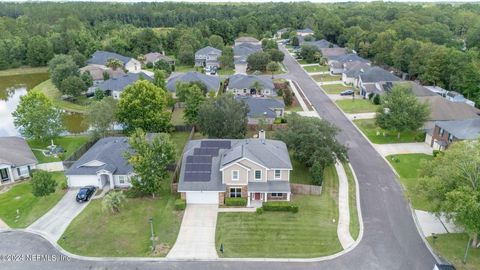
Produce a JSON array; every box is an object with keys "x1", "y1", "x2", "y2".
[{"x1": 0, "y1": 72, "x2": 89, "y2": 137}]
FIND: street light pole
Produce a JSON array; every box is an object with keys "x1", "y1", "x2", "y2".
[
  {"x1": 149, "y1": 217, "x2": 155, "y2": 251},
  {"x1": 462, "y1": 236, "x2": 472, "y2": 264}
]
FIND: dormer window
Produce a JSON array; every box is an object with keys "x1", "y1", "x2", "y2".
[
  {"x1": 232, "y1": 170, "x2": 239, "y2": 181},
  {"x1": 274, "y1": 170, "x2": 281, "y2": 179}
]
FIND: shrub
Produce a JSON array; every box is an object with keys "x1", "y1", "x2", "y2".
[
  {"x1": 433, "y1": 150, "x2": 444, "y2": 158},
  {"x1": 373, "y1": 94, "x2": 381, "y2": 105},
  {"x1": 256, "y1": 207, "x2": 264, "y2": 214},
  {"x1": 415, "y1": 132, "x2": 426, "y2": 142},
  {"x1": 146, "y1": 62, "x2": 154, "y2": 69},
  {"x1": 262, "y1": 201, "x2": 298, "y2": 213},
  {"x1": 102, "y1": 191, "x2": 126, "y2": 214},
  {"x1": 368, "y1": 92, "x2": 374, "y2": 100},
  {"x1": 276, "y1": 88, "x2": 283, "y2": 96},
  {"x1": 225, "y1": 197, "x2": 247, "y2": 206},
  {"x1": 31, "y1": 170, "x2": 57, "y2": 197},
  {"x1": 310, "y1": 161, "x2": 323, "y2": 186},
  {"x1": 60, "y1": 179, "x2": 68, "y2": 190},
  {"x1": 175, "y1": 198, "x2": 186, "y2": 210}
]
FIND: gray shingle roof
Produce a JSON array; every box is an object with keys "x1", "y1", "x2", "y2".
[
  {"x1": 320, "y1": 47, "x2": 348, "y2": 59},
  {"x1": 166, "y1": 72, "x2": 220, "y2": 93},
  {"x1": 96, "y1": 72, "x2": 153, "y2": 92},
  {"x1": 87, "y1": 51, "x2": 132, "y2": 66},
  {"x1": 235, "y1": 37, "x2": 260, "y2": 44},
  {"x1": 248, "y1": 181, "x2": 291, "y2": 193},
  {"x1": 297, "y1": 28, "x2": 314, "y2": 34},
  {"x1": 436, "y1": 119, "x2": 480, "y2": 140},
  {"x1": 228, "y1": 74, "x2": 274, "y2": 90},
  {"x1": 330, "y1": 54, "x2": 370, "y2": 64},
  {"x1": 195, "y1": 46, "x2": 222, "y2": 56},
  {"x1": 144, "y1": 52, "x2": 174, "y2": 63},
  {"x1": 303, "y1": 39, "x2": 336, "y2": 49},
  {"x1": 0, "y1": 137, "x2": 37, "y2": 166},
  {"x1": 418, "y1": 95, "x2": 480, "y2": 122},
  {"x1": 236, "y1": 96, "x2": 284, "y2": 119},
  {"x1": 234, "y1": 43, "x2": 263, "y2": 64},
  {"x1": 65, "y1": 137, "x2": 133, "y2": 176},
  {"x1": 80, "y1": 65, "x2": 126, "y2": 81},
  {"x1": 359, "y1": 66, "x2": 401, "y2": 83},
  {"x1": 344, "y1": 62, "x2": 371, "y2": 78}
]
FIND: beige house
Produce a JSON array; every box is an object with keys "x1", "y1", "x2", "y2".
[{"x1": 177, "y1": 131, "x2": 292, "y2": 206}]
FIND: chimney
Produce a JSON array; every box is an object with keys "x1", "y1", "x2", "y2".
[{"x1": 259, "y1": 129, "x2": 266, "y2": 141}]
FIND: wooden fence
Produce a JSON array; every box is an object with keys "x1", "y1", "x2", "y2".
[
  {"x1": 247, "y1": 123, "x2": 288, "y2": 131},
  {"x1": 290, "y1": 183, "x2": 322, "y2": 195}
]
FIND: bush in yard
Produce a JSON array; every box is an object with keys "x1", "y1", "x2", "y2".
[
  {"x1": 175, "y1": 199, "x2": 186, "y2": 210},
  {"x1": 310, "y1": 161, "x2": 324, "y2": 186},
  {"x1": 263, "y1": 201, "x2": 298, "y2": 213},
  {"x1": 433, "y1": 150, "x2": 443, "y2": 158},
  {"x1": 146, "y1": 62, "x2": 154, "y2": 69},
  {"x1": 372, "y1": 94, "x2": 381, "y2": 105},
  {"x1": 60, "y1": 179, "x2": 68, "y2": 190},
  {"x1": 283, "y1": 87, "x2": 293, "y2": 106},
  {"x1": 368, "y1": 92, "x2": 374, "y2": 100},
  {"x1": 31, "y1": 171, "x2": 57, "y2": 197},
  {"x1": 102, "y1": 191, "x2": 126, "y2": 214},
  {"x1": 225, "y1": 197, "x2": 247, "y2": 206},
  {"x1": 276, "y1": 88, "x2": 284, "y2": 97},
  {"x1": 256, "y1": 207, "x2": 264, "y2": 214}
]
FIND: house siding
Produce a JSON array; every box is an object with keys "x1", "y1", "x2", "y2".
[
  {"x1": 430, "y1": 125, "x2": 458, "y2": 149},
  {"x1": 266, "y1": 169, "x2": 289, "y2": 181},
  {"x1": 238, "y1": 159, "x2": 267, "y2": 182},
  {"x1": 223, "y1": 163, "x2": 248, "y2": 185}
]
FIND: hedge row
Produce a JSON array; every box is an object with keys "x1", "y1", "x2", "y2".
[
  {"x1": 225, "y1": 197, "x2": 247, "y2": 206},
  {"x1": 262, "y1": 201, "x2": 298, "y2": 213}
]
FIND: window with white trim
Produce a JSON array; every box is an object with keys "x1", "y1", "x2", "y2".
[
  {"x1": 271, "y1": 193, "x2": 283, "y2": 197},
  {"x1": 118, "y1": 175, "x2": 126, "y2": 184},
  {"x1": 232, "y1": 170, "x2": 239, "y2": 181},
  {"x1": 17, "y1": 166, "x2": 29, "y2": 176},
  {"x1": 254, "y1": 170, "x2": 262, "y2": 180},
  {"x1": 230, "y1": 187, "x2": 242, "y2": 198},
  {"x1": 274, "y1": 170, "x2": 281, "y2": 179}
]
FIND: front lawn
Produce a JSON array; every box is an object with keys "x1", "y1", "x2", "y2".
[
  {"x1": 32, "y1": 80, "x2": 89, "y2": 113},
  {"x1": 303, "y1": 65, "x2": 328, "y2": 73},
  {"x1": 215, "y1": 165, "x2": 342, "y2": 258},
  {"x1": 175, "y1": 65, "x2": 197, "y2": 73},
  {"x1": 297, "y1": 59, "x2": 309, "y2": 65},
  {"x1": 321, "y1": 84, "x2": 351, "y2": 95},
  {"x1": 0, "y1": 172, "x2": 67, "y2": 228},
  {"x1": 27, "y1": 135, "x2": 90, "y2": 163},
  {"x1": 427, "y1": 233, "x2": 480, "y2": 270},
  {"x1": 387, "y1": 154, "x2": 434, "y2": 211},
  {"x1": 353, "y1": 119, "x2": 426, "y2": 144},
  {"x1": 58, "y1": 191, "x2": 183, "y2": 257},
  {"x1": 336, "y1": 99, "x2": 378, "y2": 114},
  {"x1": 312, "y1": 74, "x2": 341, "y2": 82}
]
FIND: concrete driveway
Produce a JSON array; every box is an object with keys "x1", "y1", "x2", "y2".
[
  {"x1": 28, "y1": 189, "x2": 90, "y2": 242},
  {"x1": 373, "y1": 142, "x2": 433, "y2": 157},
  {"x1": 167, "y1": 204, "x2": 218, "y2": 259}
]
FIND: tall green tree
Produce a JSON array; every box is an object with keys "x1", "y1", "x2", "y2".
[
  {"x1": 420, "y1": 140, "x2": 480, "y2": 248},
  {"x1": 31, "y1": 171, "x2": 57, "y2": 197},
  {"x1": 266, "y1": 61, "x2": 280, "y2": 79},
  {"x1": 375, "y1": 85, "x2": 430, "y2": 139},
  {"x1": 26, "y1": 36, "x2": 53, "y2": 67},
  {"x1": 125, "y1": 129, "x2": 175, "y2": 198},
  {"x1": 208, "y1": 34, "x2": 224, "y2": 50},
  {"x1": 86, "y1": 96, "x2": 117, "y2": 138},
  {"x1": 12, "y1": 91, "x2": 64, "y2": 141},
  {"x1": 117, "y1": 80, "x2": 172, "y2": 133},
  {"x1": 48, "y1": 54, "x2": 79, "y2": 89},
  {"x1": 153, "y1": 70, "x2": 167, "y2": 89},
  {"x1": 247, "y1": 52, "x2": 271, "y2": 71},
  {"x1": 197, "y1": 94, "x2": 248, "y2": 139},
  {"x1": 60, "y1": 75, "x2": 86, "y2": 96},
  {"x1": 183, "y1": 85, "x2": 205, "y2": 125}
]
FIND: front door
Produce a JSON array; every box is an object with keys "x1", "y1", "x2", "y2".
[
  {"x1": 254, "y1": 193, "x2": 261, "y2": 200},
  {"x1": 0, "y1": 168, "x2": 9, "y2": 182}
]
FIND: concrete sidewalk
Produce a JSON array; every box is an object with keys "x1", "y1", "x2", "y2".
[
  {"x1": 415, "y1": 210, "x2": 462, "y2": 237},
  {"x1": 373, "y1": 143, "x2": 433, "y2": 157},
  {"x1": 335, "y1": 161, "x2": 355, "y2": 250},
  {"x1": 346, "y1": 113, "x2": 376, "y2": 120},
  {"x1": 36, "y1": 162, "x2": 65, "y2": 172}
]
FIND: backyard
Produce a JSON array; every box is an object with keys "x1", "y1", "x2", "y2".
[
  {"x1": 427, "y1": 233, "x2": 480, "y2": 270},
  {"x1": 321, "y1": 84, "x2": 352, "y2": 95},
  {"x1": 353, "y1": 119, "x2": 425, "y2": 144},
  {"x1": 170, "y1": 131, "x2": 192, "y2": 160},
  {"x1": 215, "y1": 165, "x2": 342, "y2": 258},
  {"x1": 0, "y1": 172, "x2": 67, "y2": 228},
  {"x1": 171, "y1": 107, "x2": 186, "y2": 126},
  {"x1": 336, "y1": 99, "x2": 378, "y2": 114},
  {"x1": 386, "y1": 154, "x2": 434, "y2": 211},
  {"x1": 312, "y1": 74, "x2": 341, "y2": 82},
  {"x1": 32, "y1": 80, "x2": 89, "y2": 113},
  {"x1": 27, "y1": 135, "x2": 91, "y2": 163},
  {"x1": 303, "y1": 65, "x2": 329, "y2": 73}
]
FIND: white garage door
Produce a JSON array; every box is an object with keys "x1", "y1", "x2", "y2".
[
  {"x1": 67, "y1": 175, "x2": 99, "y2": 188},
  {"x1": 186, "y1": 192, "x2": 219, "y2": 204}
]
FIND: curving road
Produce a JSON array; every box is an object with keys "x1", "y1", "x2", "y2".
[{"x1": 0, "y1": 47, "x2": 436, "y2": 270}]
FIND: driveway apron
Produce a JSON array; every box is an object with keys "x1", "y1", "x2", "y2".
[
  {"x1": 167, "y1": 204, "x2": 218, "y2": 259},
  {"x1": 28, "y1": 189, "x2": 90, "y2": 242}
]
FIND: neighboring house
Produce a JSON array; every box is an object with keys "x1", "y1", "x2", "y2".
[
  {"x1": 177, "y1": 134, "x2": 292, "y2": 206},
  {"x1": 195, "y1": 46, "x2": 222, "y2": 69},
  {"x1": 65, "y1": 137, "x2": 134, "y2": 189},
  {"x1": 226, "y1": 74, "x2": 276, "y2": 96},
  {"x1": 87, "y1": 51, "x2": 141, "y2": 73},
  {"x1": 425, "y1": 86, "x2": 475, "y2": 107},
  {"x1": 329, "y1": 54, "x2": 370, "y2": 74},
  {"x1": 296, "y1": 28, "x2": 314, "y2": 37},
  {"x1": 234, "y1": 42, "x2": 263, "y2": 74},
  {"x1": 275, "y1": 28, "x2": 289, "y2": 39},
  {"x1": 342, "y1": 62, "x2": 371, "y2": 85},
  {"x1": 0, "y1": 137, "x2": 37, "y2": 185},
  {"x1": 144, "y1": 52, "x2": 175, "y2": 66},
  {"x1": 234, "y1": 36, "x2": 261, "y2": 46},
  {"x1": 427, "y1": 118, "x2": 480, "y2": 150},
  {"x1": 95, "y1": 72, "x2": 153, "y2": 99},
  {"x1": 418, "y1": 95, "x2": 480, "y2": 131},
  {"x1": 321, "y1": 48, "x2": 347, "y2": 62},
  {"x1": 166, "y1": 71, "x2": 220, "y2": 96},
  {"x1": 80, "y1": 64, "x2": 126, "y2": 92},
  {"x1": 236, "y1": 96, "x2": 285, "y2": 124},
  {"x1": 357, "y1": 66, "x2": 402, "y2": 97},
  {"x1": 303, "y1": 39, "x2": 336, "y2": 49}
]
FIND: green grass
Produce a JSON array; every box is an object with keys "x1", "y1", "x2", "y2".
[
  {"x1": 297, "y1": 59, "x2": 309, "y2": 65},
  {"x1": 343, "y1": 162, "x2": 360, "y2": 240},
  {"x1": 0, "y1": 67, "x2": 49, "y2": 76},
  {"x1": 353, "y1": 119, "x2": 426, "y2": 144},
  {"x1": 321, "y1": 84, "x2": 351, "y2": 94},
  {"x1": 387, "y1": 154, "x2": 434, "y2": 211},
  {"x1": 0, "y1": 172, "x2": 67, "y2": 228},
  {"x1": 175, "y1": 65, "x2": 197, "y2": 72},
  {"x1": 336, "y1": 99, "x2": 379, "y2": 114},
  {"x1": 170, "y1": 131, "x2": 191, "y2": 160},
  {"x1": 27, "y1": 135, "x2": 90, "y2": 163},
  {"x1": 58, "y1": 191, "x2": 183, "y2": 257},
  {"x1": 171, "y1": 107, "x2": 185, "y2": 126},
  {"x1": 289, "y1": 153, "x2": 315, "y2": 185},
  {"x1": 303, "y1": 65, "x2": 329, "y2": 73},
  {"x1": 312, "y1": 74, "x2": 341, "y2": 82},
  {"x1": 427, "y1": 233, "x2": 480, "y2": 270},
  {"x1": 216, "y1": 165, "x2": 341, "y2": 258},
  {"x1": 32, "y1": 80, "x2": 88, "y2": 113},
  {"x1": 218, "y1": 68, "x2": 235, "y2": 75}
]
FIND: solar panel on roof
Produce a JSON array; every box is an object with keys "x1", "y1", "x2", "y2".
[
  {"x1": 186, "y1": 155, "x2": 212, "y2": 164},
  {"x1": 185, "y1": 163, "x2": 211, "y2": 172},
  {"x1": 201, "y1": 141, "x2": 231, "y2": 149},
  {"x1": 184, "y1": 172, "x2": 211, "y2": 182},
  {"x1": 194, "y1": 147, "x2": 219, "y2": 156}
]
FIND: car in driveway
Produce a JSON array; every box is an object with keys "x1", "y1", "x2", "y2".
[
  {"x1": 76, "y1": 186, "x2": 96, "y2": 202},
  {"x1": 340, "y1": 89, "x2": 355, "y2": 96}
]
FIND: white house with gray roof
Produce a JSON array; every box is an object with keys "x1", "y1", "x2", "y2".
[
  {"x1": 357, "y1": 66, "x2": 402, "y2": 97},
  {"x1": 95, "y1": 72, "x2": 153, "y2": 99},
  {"x1": 236, "y1": 96, "x2": 285, "y2": 124},
  {"x1": 195, "y1": 46, "x2": 222, "y2": 69},
  {"x1": 177, "y1": 135, "x2": 292, "y2": 206},
  {"x1": 166, "y1": 71, "x2": 220, "y2": 96},
  {"x1": 0, "y1": 137, "x2": 37, "y2": 185},
  {"x1": 87, "y1": 51, "x2": 141, "y2": 73},
  {"x1": 227, "y1": 74, "x2": 276, "y2": 96},
  {"x1": 65, "y1": 137, "x2": 134, "y2": 189},
  {"x1": 329, "y1": 53, "x2": 370, "y2": 75}
]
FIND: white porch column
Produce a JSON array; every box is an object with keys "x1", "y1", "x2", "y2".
[
  {"x1": 264, "y1": 192, "x2": 268, "y2": 202},
  {"x1": 8, "y1": 167, "x2": 15, "y2": 183},
  {"x1": 247, "y1": 193, "x2": 251, "y2": 207},
  {"x1": 287, "y1": 192, "x2": 291, "y2": 201},
  {"x1": 109, "y1": 173, "x2": 114, "y2": 189}
]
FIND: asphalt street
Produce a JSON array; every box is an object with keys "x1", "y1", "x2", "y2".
[{"x1": 0, "y1": 47, "x2": 436, "y2": 270}]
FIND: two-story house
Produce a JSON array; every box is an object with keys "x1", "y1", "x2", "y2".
[
  {"x1": 177, "y1": 131, "x2": 292, "y2": 206},
  {"x1": 426, "y1": 119, "x2": 480, "y2": 150},
  {"x1": 195, "y1": 46, "x2": 222, "y2": 69}
]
